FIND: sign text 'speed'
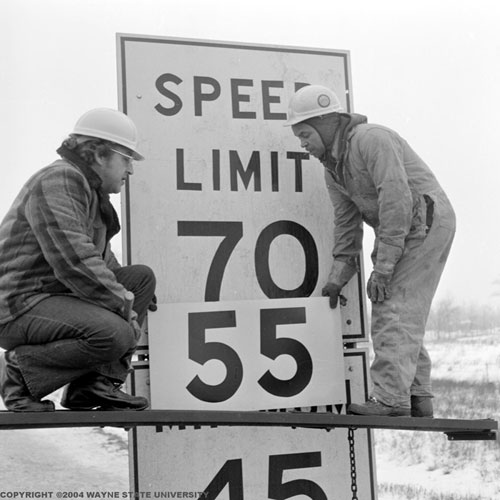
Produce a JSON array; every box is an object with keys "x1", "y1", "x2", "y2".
[{"x1": 155, "y1": 73, "x2": 307, "y2": 119}]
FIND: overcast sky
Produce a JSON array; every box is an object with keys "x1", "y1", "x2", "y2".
[{"x1": 2, "y1": 0, "x2": 500, "y2": 307}]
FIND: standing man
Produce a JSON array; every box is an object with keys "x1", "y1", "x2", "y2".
[
  {"x1": 285, "y1": 85, "x2": 455, "y2": 417},
  {"x1": 0, "y1": 108, "x2": 156, "y2": 412}
]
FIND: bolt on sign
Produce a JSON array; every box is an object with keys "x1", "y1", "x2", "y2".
[{"x1": 117, "y1": 34, "x2": 374, "y2": 498}]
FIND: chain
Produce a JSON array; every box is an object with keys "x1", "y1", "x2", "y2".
[{"x1": 348, "y1": 427, "x2": 359, "y2": 500}]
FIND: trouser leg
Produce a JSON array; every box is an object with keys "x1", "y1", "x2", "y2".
[
  {"x1": 97, "y1": 264, "x2": 156, "y2": 380},
  {"x1": 370, "y1": 218, "x2": 454, "y2": 407},
  {"x1": 113, "y1": 264, "x2": 156, "y2": 324},
  {"x1": 0, "y1": 264, "x2": 156, "y2": 399},
  {"x1": 411, "y1": 344, "x2": 432, "y2": 397},
  {"x1": 3, "y1": 298, "x2": 136, "y2": 399}
]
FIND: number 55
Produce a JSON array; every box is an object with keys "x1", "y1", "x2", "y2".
[{"x1": 186, "y1": 307, "x2": 313, "y2": 403}]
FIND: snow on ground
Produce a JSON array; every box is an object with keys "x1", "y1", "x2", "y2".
[
  {"x1": 429, "y1": 331, "x2": 500, "y2": 383},
  {"x1": 0, "y1": 425, "x2": 129, "y2": 491},
  {"x1": 0, "y1": 390, "x2": 130, "y2": 492},
  {"x1": 375, "y1": 330, "x2": 500, "y2": 500},
  {"x1": 376, "y1": 457, "x2": 499, "y2": 499}
]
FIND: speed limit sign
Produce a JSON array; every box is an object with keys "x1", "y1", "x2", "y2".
[
  {"x1": 118, "y1": 34, "x2": 374, "y2": 498},
  {"x1": 118, "y1": 34, "x2": 362, "y2": 315}
]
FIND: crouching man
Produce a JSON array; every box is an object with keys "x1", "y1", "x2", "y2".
[{"x1": 0, "y1": 108, "x2": 156, "y2": 412}]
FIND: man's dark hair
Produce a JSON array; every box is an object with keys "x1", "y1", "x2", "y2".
[{"x1": 60, "y1": 135, "x2": 113, "y2": 167}]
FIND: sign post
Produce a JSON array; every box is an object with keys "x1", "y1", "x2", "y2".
[{"x1": 117, "y1": 34, "x2": 375, "y2": 499}]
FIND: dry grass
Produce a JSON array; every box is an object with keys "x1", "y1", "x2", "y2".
[
  {"x1": 379, "y1": 483, "x2": 486, "y2": 500},
  {"x1": 375, "y1": 379, "x2": 499, "y2": 474}
]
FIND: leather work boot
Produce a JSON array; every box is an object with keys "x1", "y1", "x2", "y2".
[
  {"x1": 61, "y1": 374, "x2": 149, "y2": 411},
  {"x1": 348, "y1": 397, "x2": 410, "y2": 417},
  {"x1": 0, "y1": 351, "x2": 55, "y2": 412},
  {"x1": 411, "y1": 396, "x2": 434, "y2": 418}
]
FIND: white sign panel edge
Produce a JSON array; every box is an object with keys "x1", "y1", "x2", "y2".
[{"x1": 148, "y1": 296, "x2": 346, "y2": 411}]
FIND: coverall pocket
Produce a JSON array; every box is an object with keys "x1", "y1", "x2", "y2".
[
  {"x1": 423, "y1": 194, "x2": 434, "y2": 234},
  {"x1": 409, "y1": 193, "x2": 434, "y2": 239}
]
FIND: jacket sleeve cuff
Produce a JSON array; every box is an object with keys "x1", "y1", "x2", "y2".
[
  {"x1": 373, "y1": 241, "x2": 403, "y2": 276},
  {"x1": 328, "y1": 259, "x2": 358, "y2": 287}
]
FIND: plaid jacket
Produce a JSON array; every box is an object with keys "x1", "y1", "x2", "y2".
[{"x1": 0, "y1": 159, "x2": 127, "y2": 324}]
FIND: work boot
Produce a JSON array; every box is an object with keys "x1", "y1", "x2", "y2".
[
  {"x1": 61, "y1": 374, "x2": 149, "y2": 411},
  {"x1": 411, "y1": 396, "x2": 434, "y2": 418},
  {"x1": 348, "y1": 397, "x2": 410, "y2": 417},
  {"x1": 0, "y1": 351, "x2": 55, "y2": 412}
]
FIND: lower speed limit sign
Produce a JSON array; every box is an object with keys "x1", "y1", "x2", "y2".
[{"x1": 149, "y1": 297, "x2": 346, "y2": 410}]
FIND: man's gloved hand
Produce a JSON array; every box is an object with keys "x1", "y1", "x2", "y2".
[
  {"x1": 322, "y1": 282, "x2": 347, "y2": 309},
  {"x1": 367, "y1": 271, "x2": 392, "y2": 303}
]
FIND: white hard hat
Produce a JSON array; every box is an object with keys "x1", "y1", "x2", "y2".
[
  {"x1": 284, "y1": 85, "x2": 343, "y2": 126},
  {"x1": 73, "y1": 108, "x2": 144, "y2": 160}
]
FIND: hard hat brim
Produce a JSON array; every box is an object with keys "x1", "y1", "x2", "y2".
[
  {"x1": 72, "y1": 108, "x2": 145, "y2": 161},
  {"x1": 283, "y1": 115, "x2": 310, "y2": 127},
  {"x1": 131, "y1": 150, "x2": 145, "y2": 161},
  {"x1": 72, "y1": 132, "x2": 145, "y2": 161}
]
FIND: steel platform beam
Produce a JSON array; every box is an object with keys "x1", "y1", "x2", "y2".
[{"x1": 0, "y1": 410, "x2": 496, "y2": 440}]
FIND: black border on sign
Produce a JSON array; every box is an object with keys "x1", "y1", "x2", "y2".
[{"x1": 343, "y1": 254, "x2": 368, "y2": 341}]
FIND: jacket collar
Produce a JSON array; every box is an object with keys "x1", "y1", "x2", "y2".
[
  {"x1": 56, "y1": 144, "x2": 121, "y2": 244},
  {"x1": 56, "y1": 144, "x2": 103, "y2": 190},
  {"x1": 321, "y1": 113, "x2": 367, "y2": 186}
]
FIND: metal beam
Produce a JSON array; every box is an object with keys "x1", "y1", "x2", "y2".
[{"x1": 0, "y1": 410, "x2": 496, "y2": 440}]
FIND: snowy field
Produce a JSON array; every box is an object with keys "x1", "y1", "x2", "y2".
[
  {"x1": 0, "y1": 329, "x2": 498, "y2": 498},
  {"x1": 376, "y1": 330, "x2": 500, "y2": 500}
]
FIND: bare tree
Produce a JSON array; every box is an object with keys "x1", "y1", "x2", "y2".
[
  {"x1": 428, "y1": 297, "x2": 500, "y2": 337},
  {"x1": 427, "y1": 297, "x2": 459, "y2": 339}
]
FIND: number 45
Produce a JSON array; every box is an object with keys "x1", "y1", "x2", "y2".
[{"x1": 203, "y1": 452, "x2": 327, "y2": 500}]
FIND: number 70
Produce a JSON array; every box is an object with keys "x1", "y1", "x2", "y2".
[{"x1": 178, "y1": 220, "x2": 319, "y2": 301}]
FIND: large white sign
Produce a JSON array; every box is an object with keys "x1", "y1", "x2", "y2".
[
  {"x1": 118, "y1": 34, "x2": 374, "y2": 498},
  {"x1": 118, "y1": 33, "x2": 365, "y2": 340},
  {"x1": 149, "y1": 297, "x2": 345, "y2": 410}
]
